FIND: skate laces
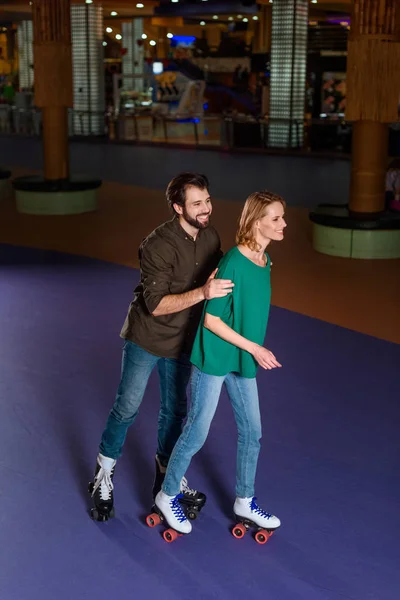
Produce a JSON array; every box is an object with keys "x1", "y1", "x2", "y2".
[
  {"x1": 250, "y1": 497, "x2": 272, "y2": 520},
  {"x1": 180, "y1": 476, "x2": 197, "y2": 497},
  {"x1": 170, "y1": 493, "x2": 187, "y2": 523},
  {"x1": 92, "y1": 466, "x2": 114, "y2": 501}
]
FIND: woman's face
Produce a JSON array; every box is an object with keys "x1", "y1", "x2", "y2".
[{"x1": 256, "y1": 201, "x2": 287, "y2": 243}]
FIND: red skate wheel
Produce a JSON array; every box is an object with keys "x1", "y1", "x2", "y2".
[
  {"x1": 146, "y1": 513, "x2": 161, "y2": 528},
  {"x1": 255, "y1": 530, "x2": 269, "y2": 545},
  {"x1": 163, "y1": 528, "x2": 179, "y2": 543},
  {"x1": 232, "y1": 523, "x2": 246, "y2": 539}
]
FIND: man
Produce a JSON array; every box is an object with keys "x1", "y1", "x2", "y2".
[{"x1": 89, "y1": 172, "x2": 234, "y2": 521}]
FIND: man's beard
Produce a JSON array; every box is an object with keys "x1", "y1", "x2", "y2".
[{"x1": 182, "y1": 206, "x2": 210, "y2": 230}]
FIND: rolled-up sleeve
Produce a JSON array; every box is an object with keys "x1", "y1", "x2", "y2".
[{"x1": 140, "y1": 240, "x2": 173, "y2": 315}]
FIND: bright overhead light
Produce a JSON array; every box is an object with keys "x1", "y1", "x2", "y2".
[
  {"x1": 213, "y1": 15, "x2": 218, "y2": 20},
  {"x1": 253, "y1": 16, "x2": 259, "y2": 21},
  {"x1": 142, "y1": 33, "x2": 147, "y2": 39},
  {"x1": 106, "y1": 27, "x2": 113, "y2": 33},
  {"x1": 136, "y1": 3, "x2": 144, "y2": 8},
  {"x1": 228, "y1": 17, "x2": 234, "y2": 21},
  {"x1": 200, "y1": 21, "x2": 206, "y2": 26},
  {"x1": 237, "y1": 14, "x2": 243, "y2": 19},
  {"x1": 111, "y1": 11, "x2": 118, "y2": 16},
  {"x1": 243, "y1": 18, "x2": 248, "y2": 22},
  {"x1": 149, "y1": 40, "x2": 156, "y2": 46},
  {"x1": 116, "y1": 34, "x2": 122, "y2": 40},
  {"x1": 171, "y1": 0, "x2": 179, "y2": 3},
  {"x1": 167, "y1": 32, "x2": 173, "y2": 38},
  {"x1": 85, "y1": 0, "x2": 93, "y2": 4},
  {"x1": 103, "y1": 41, "x2": 107, "y2": 46}
]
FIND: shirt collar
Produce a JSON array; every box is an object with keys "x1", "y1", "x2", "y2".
[{"x1": 171, "y1": 215, "x2": 200, "y2": 242}]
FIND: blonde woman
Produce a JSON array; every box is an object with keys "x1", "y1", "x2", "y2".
[{"x1": 154, "y1": 191, "x2": 287, "y2": 536}]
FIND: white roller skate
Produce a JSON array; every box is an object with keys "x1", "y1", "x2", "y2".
[
  {"x1": 232, "y1": 496, "x2": 281, "y2": 544},
  {"x1": 146, "y1": 491, "x2": 192, "y2": 543}
]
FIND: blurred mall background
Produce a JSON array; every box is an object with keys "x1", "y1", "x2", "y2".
[{"x1": 0, "y1": 0, "x2": 398, "y2": 155}]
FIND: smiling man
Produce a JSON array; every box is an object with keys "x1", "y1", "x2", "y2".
[{"x1": 88, "y1": 172, "x2": 234, "y2": 522}]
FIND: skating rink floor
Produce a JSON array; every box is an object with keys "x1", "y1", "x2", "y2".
[
  {"x1": 1, "y1": 244, "x2": 399, "y2": 600},
  {"x1": 1, "y1": 139, "x2": 399, "y2": 600}
]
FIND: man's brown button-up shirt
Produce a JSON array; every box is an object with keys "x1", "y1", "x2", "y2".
[{"x1": 120, "y1": 217, "x2": 222, "y2": 359}]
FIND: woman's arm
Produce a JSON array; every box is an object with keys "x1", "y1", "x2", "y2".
[{"x1": 204, "y1": 313, "x2": 282, "y2": 370}]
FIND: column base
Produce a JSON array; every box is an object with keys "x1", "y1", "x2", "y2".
[
  {"x1": 12, "y1": 175, "x2": 102, "y2": 215},
  {"x1": 0, "y1": 168, "x2": 12, "y2": 202},
  {"x1": 309, "y1": 204, "x2": 400, "y2": 259}
]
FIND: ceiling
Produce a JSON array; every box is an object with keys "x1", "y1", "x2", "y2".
[{"x1": 0, "y1": 0, "x2": 351, "y2": 26}]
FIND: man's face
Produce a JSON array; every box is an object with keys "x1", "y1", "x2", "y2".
[{"x1": 175, "y1": 186, "x2": 212, "y2": 230}]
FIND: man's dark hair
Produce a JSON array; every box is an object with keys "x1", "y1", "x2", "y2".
[{"x1": 166, "y1": 172, "x2": 209, "y2": 215}]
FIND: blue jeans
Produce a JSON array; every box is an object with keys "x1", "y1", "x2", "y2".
[
  {"x1": 99, "y1": 340, "x2": 191, "y2": 464},
  {"x1": 162, "y1": 366, "x2": 262, "y2": 498}
]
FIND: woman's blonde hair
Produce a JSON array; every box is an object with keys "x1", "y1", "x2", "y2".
[{"x1": 236, "y1": 191, "x2": 286, "y2": 251}]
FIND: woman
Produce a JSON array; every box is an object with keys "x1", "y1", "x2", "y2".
[{"x1": 155, "y1": 191, "x2": 287, "y2": 534}]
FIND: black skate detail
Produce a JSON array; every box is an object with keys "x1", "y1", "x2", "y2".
[
  {"x1": 179, "y1": 477, "x2": 206, "y2": 520},
  {"x1": 152, "y1": 457, "x2": 206, "y2": 520},
  {"x1": 88, "y1": 458, "x2": 115, "y2": 522},
  {"x1": 152, "y1": 456, "x2": 166, "y2": 500}
]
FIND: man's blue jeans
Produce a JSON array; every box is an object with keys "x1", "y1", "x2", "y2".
[
  {"x1": 162, "y1": 366, "x2": 262, "y2": 498},
  {"x1": 99, "y1": 340, "x2": 191, "y2": 465}
]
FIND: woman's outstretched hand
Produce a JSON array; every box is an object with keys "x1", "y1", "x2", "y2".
[{"x1": 251, "y1": 345, "x2": 282, "y2": 370}]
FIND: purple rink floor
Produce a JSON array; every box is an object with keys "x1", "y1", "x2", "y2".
[{"x1": 1, "y1": 244, "x2": 399, "y2": 600}]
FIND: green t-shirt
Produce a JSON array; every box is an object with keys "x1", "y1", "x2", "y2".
[{"x1": 190, "y1": 246, "x2": 271, "y2": 378}]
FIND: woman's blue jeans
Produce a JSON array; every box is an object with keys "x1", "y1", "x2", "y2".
[{"x1": 162, "y1": 366, "x2": 262, "y2": 498}]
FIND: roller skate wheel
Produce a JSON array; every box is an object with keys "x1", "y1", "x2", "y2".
[
  {"x1": 232, "y1": 523, "x2": 247, "y2": 539},
  {"x1": 163, "y1": 528, "x2": 179, "y2": 543},
  {"x1": 187, "y1": 509, "x2": 198, "y2": 521},
  {"x1": 255, "y1": 530, "x2": 269, "y2": 545},
  {"x1": 146, "y1": 513, "x2": 161, "y2": 528}
]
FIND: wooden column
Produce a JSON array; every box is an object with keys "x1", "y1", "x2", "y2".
[
  {"x1": 32, "y1": 0, "x2": 73, "y2": 181},
  {"x1": 346, "y1": 0, "x2": 400, "y2": 213}
]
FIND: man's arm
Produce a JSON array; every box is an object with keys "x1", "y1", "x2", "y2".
[{"x1": 152, "y1": 269, "x2": 234, "y2": 317}]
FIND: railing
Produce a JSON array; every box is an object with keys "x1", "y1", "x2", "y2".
[{"x1": 1, "y1": 105, "x2": 399, "y2": 156}]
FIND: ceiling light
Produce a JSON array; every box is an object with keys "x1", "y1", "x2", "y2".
[
  {"x1": 106, "y1": 27, "x2": 113, "y2": 33},
  {"x1": 85, "y1": 0, "x2": 93, "y2": 4},
  {"x1": 243, "y1": 18, "x2": 248, "y2": 22},
  {"x1": 116, "y1": 34, "x2": 122, "y2": 40},
  {"x1": 103, "y1": 41, "x2": 107, "y2": 46},
  {"x1": 200, "y1": 21, "x2": 206, "y2": 26},
  {"x1": 253, "y1": 16, "x2": 258, "y2": 21},
  {"x1": 142, "y1": 33, "x2": 147, "y2": 39},
  {"x1": 213, "y1": 15, "x2": 218, "y2": 20},
  {"x1": 237, "y1": 14, "x2": 243, "y2": 19},
  {"x1": 228, "y1": 17, "x2": 234, "y2": 21},
  {"x1": 167, "y1": 33, "x2": 173, "y2": 38},
  {"x1": 171, "y1": 0, "x2": 179, "y2": 3},
  {"x1": 136, "y1": 3, "x2": 144, "y2": 7},
  {"x1": 111, "y1": 11, "x2": 118, "y2": 16},
  {"x1": 149, "y1": 40, "x2": 156, "y2": 46}
]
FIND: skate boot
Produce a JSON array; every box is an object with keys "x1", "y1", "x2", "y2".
[
  {"x1": 88, "y1": 454, "x2": 116, "y2": 522},
  {"x1": 152, "y1": 455, "x2": 206, "y2": 520},
  {"x1": 232, "y1": 497, "x2": 281, "y2": 544},
  {"x1": 179, "y1": 476, "x2": 206, "y2": 520},
  {"x1": 154, "y1": 490, "x2": 192, "y2": 534}
]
